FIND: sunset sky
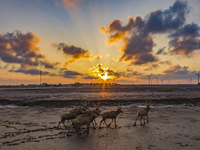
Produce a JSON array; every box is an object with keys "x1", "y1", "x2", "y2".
[{"x1": 0, "y1": 0, "x2": 200, "y2": 85}]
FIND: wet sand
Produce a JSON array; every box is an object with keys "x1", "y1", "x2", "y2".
[{"x1": 0, "y1": 106, "x2": 200, "y2": 150}]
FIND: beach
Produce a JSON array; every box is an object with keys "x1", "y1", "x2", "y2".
[{"x1": 0, "y1": 85, "x2": 200, "y2": 150}]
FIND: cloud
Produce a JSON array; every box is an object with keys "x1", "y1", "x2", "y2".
[
  {"x1": 58, "y1": 68, "x2": 83, "y2": 78},
  {"x1": 143, "y1": 0, "x2": 190, "y2": 35},
  {"x1": 126, "y1": 68, "x2": 132, "y2": 72},
  {"x1": 162, "y1": 64, "x2": 189, "y2": 75},
  {"x1": 127, "y1": 70, "x2": 143, "y2": 77},
  {"x1": 40, "y1": 59, "x2": 60, "y2": 69},
  {"x1": 159, "y1": 60, "x2": 173, "y2": 66},
  {"x1": 82, "y1": 75, "x2": 94, "y2": 79},
  {"x1": 9, "y1": 68, "x2": 55, "y2": 76},
  {"x1": 101, "y1": 0, "x2": 200, "y2": 63},
  {"x1": 62, "y1": 70, "x2": 83, "y2": 78},
  {"x1": 168, "y1": 23, "x2": 200, "y2": 56},
  {"x1": 170, "y1": 23, "x2": 199, "y2": 38},
  {"x1": 144, "y1": 63, "x2": 159, "y2": 71},
  {"x1": 0, "y1": 64, "x2": 9, "y2": 69},
  {"x1": 118, "y1": 33, "x2": 159, "y2": 65},
  {"x1": 156, "y1": 47, "x2": 167, "y2": 55},
  {"x1": 100, "y1": 16, "x2": 144, "y2": 45},
  {"x1": 52, "y1": 43, "x2": 92, "y2": 66},
  {"x1": 0, "y1": 30, "x2": 58, "y2": 70},
  {"x1": 89, "y1": 63, "x2": 125, "y2": 80},
  {"x1": 0, "y1": 30, "x2": 43, "y2": 68},
  {"x1": 55, "y1": 0, "x2": 80, "y2": 8}
]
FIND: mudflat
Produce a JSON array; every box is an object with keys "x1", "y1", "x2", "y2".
[
  {"x1": 0, "y1": 85, "x2": 200, "y2": 150},
  {"x1": 0, "y1": 106, "x2": 200, "y2": 150}
]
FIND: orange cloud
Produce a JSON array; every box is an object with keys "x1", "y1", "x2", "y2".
[
  {"x1": 53, "y1": 43, "x2": 93, "y2": 66},
  {"x1": 55, "y1": 0, "x2": 80, "y2": 8}
]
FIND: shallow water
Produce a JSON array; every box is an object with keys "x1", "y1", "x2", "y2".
[{"x1": 0, "y1": 85, "x2": 200, "y2": 108}]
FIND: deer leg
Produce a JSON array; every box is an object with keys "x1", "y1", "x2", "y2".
[
  {"x1": 94, "y1": 119, "x2": 97, "y2": 125},
  {"x1": 99, "y1": 119, "x2": 104, "y2": 128},
  {"x1": 57, "y1": 121, "x2": 61, "y2": 128},
  {"x1": 62, "y1": 121, "x2": 67, "y2": 128},
  {"x1": 91, "y1": 121, "x2": 96, "y2": 129},
  {"x1": 140, "y1": 116, "x2": 143, "y2": 126},
  {"x1": 133, "y1": 116, "x2": 139, "y2": 126},
  {"x1": 147, "y1": 115, "x2": 149, "y2": 122},
  {"x1": 84, "y1": 124, "x2": 90, "y2": 133},
  {"x1": 76, "y1": 125, "x2": 82, "y2": 135},
  {"x1": 108, "y1": 118, "x2": 113, "y2": 127},
  {"x1": 114, "y1": 118, "x2": 117, "y2": 128}
]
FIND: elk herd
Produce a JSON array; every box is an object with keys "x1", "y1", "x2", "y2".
[{"x1": 57, "y1": 101, "x2": 151, "y2": 135}]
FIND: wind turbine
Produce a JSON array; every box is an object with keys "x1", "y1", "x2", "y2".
[
  {"x1": 195, "y1": 73, "x2": 200, "y2": 84},
  {"x1": 160, "y1": 78, "x2": 164, "y2": 84},
  {"x1": 146, "y1": 74, "x2": 153, "y2": 85},
  {"x1": 189, "y1": 77, "x2": 192, "y2": 84},
  {"x1": 155, "y1": 77, "x2": 158, "y2": 85},
  {"x1": 39, "y1": 64, "x2": 42, "y2": 85}
]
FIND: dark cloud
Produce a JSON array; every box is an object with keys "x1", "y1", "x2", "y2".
[
  {"x1": 149, "y1": 65, "x2": 200, "y2": 81},
  {"x1": 144, "y1": 63, "x2": 159, "y2": 71},
  {"x1": 168, "y1": 23, "x2": 200, "y2": 56},
  {"x1": 162, "y1": 64, "x2": 189, "y2": 75},
  {"x1": 118, "y1": 34, "x2": 159, "y2": 65},
  {"x1": 169, "y1": 36, "x2": 200, "y2": 56},
  {"x1": 143, "y1": 0, "x2": 190, "y2": 35},
  {"x1": 101, "y1": 0, "x2": 199, "y2": 62},
  {"x1": 9, "y1": 68, "x2": 55, "y2": 76},
  {"x1": 170, "y1": 23, "x2": 200, "y2": 38},
  {"x1": 156, "y1": 47, "x2": 167, "y2": 55},
  {"x1": 52, "y1": 43, "x2": 92, "y2": 66},
  {"x1": 127, "y1": 71, "x2": 143, "y2": 77},
  {"x1": 0, "y1": 30, "x2": 58, "y2": 69},
  {"x1": 0, "y1": 30, "x2": 44, "y2": 68},
  {"x1": 126, "y1": 68, "x2": 132, "y2": 72},
  {"x1": 62, "y1": 70, "x2": 83, "y2": 78},
  {"x1": 82, "y1": 75, "x2": 94, "y2": 79},
  {"x1": 40, "y1": 59, "x2": 60, "y2": 69}
]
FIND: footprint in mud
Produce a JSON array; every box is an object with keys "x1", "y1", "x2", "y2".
[{"x1": 49, "y1": 122, "x2": 57, "y2": 124}]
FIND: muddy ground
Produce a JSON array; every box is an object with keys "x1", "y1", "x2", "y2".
[{"x1": 0, "y1": 106, "x2": 200, "y2": 150}]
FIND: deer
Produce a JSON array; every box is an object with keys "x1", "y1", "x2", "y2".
[
  {"x1": 69, "y1": 100, "x2": 89, "y2": 115},
  {"x1": 72, "y1": 110, "x2": 100, "y2": 135},
  {"x1": 57, "y1": 101, "x2": 88, "y2": 128},
  {"x1": 57, "y1": 112, "x2": 78, "y2": 128},
  {"x1": 82, "y1": 101, "x2": 101, "y2": 125},
  {"x1": 133, "y1": 101, "x2": 151, "y2": 126},
  {"x1": 99, "y1": 102, "x2": 123, "y2": 129}
]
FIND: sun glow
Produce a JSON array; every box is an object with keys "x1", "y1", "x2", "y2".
[
  {"x1": 90, "y1": 63, "x2": 116, "y2": 81},
  {"x1": 99, "y1": 72, "x2": 109, "y2": 81}
]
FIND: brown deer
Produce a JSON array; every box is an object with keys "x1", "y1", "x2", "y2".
[
  {"x1": 133, "y1": 101, "x2": 151, "y2": 126},
  {"x1": 72, "y1": 110, "x2": 100, "y2": 135},
  {"x1": 99, "y1": 102, "x2": 123, "y2": 128},
  {"x1": 57, "y1": 112, "x2": 78, "y2": 128},
  {"x1": 69, "y1": 100, "x2": 89, "y2": 115},
  {"x1": 82, "y1": 101, "x2": 101, "y2": 125}
]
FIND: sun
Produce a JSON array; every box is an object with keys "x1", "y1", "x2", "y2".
[
  {"x1": 99, "y1": 73, "x2": 109, "y2": 81},
  {"x1": 90, "y1": 63, "x2": 116, "y2": 81}
]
